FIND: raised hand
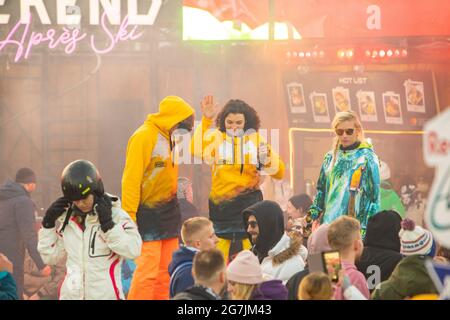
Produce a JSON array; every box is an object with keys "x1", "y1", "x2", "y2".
[
  {"x1": 201, "y1": 95, "x2": 220, "y2": 120},
  {"x1": 42, "y1": 197, "x2": 70, "y2": 229},
  {"x1": 95, "y1": 194, "x2": 115, "y2": 233}
]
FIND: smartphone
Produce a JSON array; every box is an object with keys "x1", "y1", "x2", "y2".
[
  {"x1": 308, "y1": 250, "x2": 342, "y2": 283},
  {"x1": 322, "y1": 251, "x2": 341, "y2": 283}
]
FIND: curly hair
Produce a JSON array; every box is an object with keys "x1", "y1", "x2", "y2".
[{"x1": 215, "y1": 99, "x2": 261, "y2": 132}]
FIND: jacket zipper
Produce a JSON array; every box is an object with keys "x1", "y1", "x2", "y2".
[
  {"x1": 91, "y1": 231, "x2": 97, "y2": 255},
  {"x1": 82, "y1": 225, "x2": 87, "y2": 300}
]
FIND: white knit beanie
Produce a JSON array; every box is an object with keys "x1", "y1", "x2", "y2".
[{"x1": 399, "y1": 219, "x2": 434, "y2": 256}]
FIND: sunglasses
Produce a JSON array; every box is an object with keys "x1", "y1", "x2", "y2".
[
  {"x1": 335, "y1": 128, "x2": 355, "y2": 136},
  {"x1": 247, "y1": 221, "x2": 258, "y2": 228}
]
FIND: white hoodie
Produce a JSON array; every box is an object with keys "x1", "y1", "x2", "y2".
[{"x1": 261, "y1": 233, "x2": 307, "y2": 284}]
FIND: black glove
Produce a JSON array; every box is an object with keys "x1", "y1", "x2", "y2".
[
  {"x1": 43, "y1": 197, "x2": 70, "y2": 229},
  {"x1": 95, "y1": 194, "x2": 115, "y2": 233}
]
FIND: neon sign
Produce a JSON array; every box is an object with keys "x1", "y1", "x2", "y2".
[
  {"x1": 0, "y1": 12, "x2": 144, "y2": 62},
  {"x1": 0, "y1": 0, "x2": 162, "y2": 26}
]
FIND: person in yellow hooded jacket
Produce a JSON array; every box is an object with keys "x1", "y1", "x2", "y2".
[
  {"x1": 191, "y1": 95, "x2": 285, "y2": 262},
  {"x1": 122, "y1": 96, "x2": 195, "y2": 300}
]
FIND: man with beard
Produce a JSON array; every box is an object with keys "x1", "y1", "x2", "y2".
[{"x1": 243, "y1": 200, "x2": 307, "y2": 283}]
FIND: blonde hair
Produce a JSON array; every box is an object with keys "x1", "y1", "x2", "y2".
[
  {"x1": 298, "y1": 272, "x2": 333, "y2": 300},
  {"x1": 327, "y1": 216, "x2": 361, "y2": 252},
  {"x1": 330, "y1": 111, "x2": 365, "y2": 168},
  {"x1": 181, "y1": 217, "x2": 212, "y2": 245},
  {"x1": 229, "y1": 282, "x2": 258, "y2": 300}
]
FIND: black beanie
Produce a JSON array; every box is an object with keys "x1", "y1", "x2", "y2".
[
  {"x1": 364, "y1": 210, "x2": 402, "y2": 252},
  {"x1": 289, "y1": 194, "x2": 312, "y2": 210},
  {"x1": 15, "y1": 168, "x2": 36, "y2": 184}
]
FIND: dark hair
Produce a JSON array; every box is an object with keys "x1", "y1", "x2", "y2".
[
  {"x1": 437, "y1": 246, "x2": 450, "y2": 262},
  {"x1": 15, "y1": 168, "x2": 36, "y2": 184},
  {"x1": 215, "y1": 99, "x2": 261, "y2": 132},
  {"x1": 289, "y1": 194, "x2": 312, "y2": 211},
  {"x1": 193, "y1": 249, "x2": 225, "y2": 283}
]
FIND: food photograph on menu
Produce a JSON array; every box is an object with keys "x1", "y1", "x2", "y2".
[
  {"x1": 383, "y1": 91, "x2": 404, "y2": 124},
  {"x1": 332, "y1": 87, "x2": 351, "y2": 113},
  {"x1": 404, "y1": 79, "x2": 426, "y2": 113},
  {"x1": 357, "y1": 90, "x2": 378, "y2": 122},
  {"x1": 287, "y1": 82, "x2": 307, "y2": 113},
  {"x1": 310, "y1": 92, "x2": 331, "y2": 123}
]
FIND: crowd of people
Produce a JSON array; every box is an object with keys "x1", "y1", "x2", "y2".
[{"x1": 0, "y1": 95, "x2": 447, "y2": 300}]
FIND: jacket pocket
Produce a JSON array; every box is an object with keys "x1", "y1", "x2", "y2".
[{"x1": 88, "y1": 226, "x2": 111, "y2": 258}]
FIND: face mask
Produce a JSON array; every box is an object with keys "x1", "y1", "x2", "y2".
[
  {"x1": 176, "y1": 118, "x2": 194, "y2": 132},
  {"x1": 225, "y1": 128, "x2": 244, "y2": 137}
]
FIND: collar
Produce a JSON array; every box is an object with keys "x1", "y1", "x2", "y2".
[
  {"x1": 195, "y1": 285, "x2": 222, "y2": 300},
  {"x1": 184, "y1": 246, "x2": 200, "y2": 253},
  {"x1": 340, "y1": 141, "x2": 361, "y2": 151},
  {"x1": 341, "y1": 259, "x2": 357, "y2": 269},
  {"x1": 71, "y1": 203, "x2": 95, "y2": 217}
]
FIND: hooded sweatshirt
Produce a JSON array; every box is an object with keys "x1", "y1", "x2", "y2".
[
  {"x1": 192, "y1": 117, "x2": 285, "y2": 204},
  {"x1": 309, "y1": 141, "x2": 380, "y2": 235},
  {"x1": 356, "y1": 210, "x2": 403, "y2": 285},
  {"x1": 168, "y1": 246, "x2": 197, "y2": 297},
  {"x1": 122, "y1": 96, "x2": 194, "y2": 240},
  {"x1": 0, "y1": 181, "x2": 45, "y2": 272},
  {"x1": 191, "y1": 117, "x2": 285, "y2": 236},
  {"x1": 243, "y1": 201, "x2": 285, "y2": 263}
]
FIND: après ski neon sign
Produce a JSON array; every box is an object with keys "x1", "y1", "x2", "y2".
[
  {"x1": 0, "y1": 0, "x2": 164, "y2": 62},
  {"x1": 0, "y1": 12, "x2": 143, "y2": 62}
]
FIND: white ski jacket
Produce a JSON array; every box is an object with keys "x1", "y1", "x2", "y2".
[{"x1": 38, "y1": 197, "x2": 142, "y2": 300}]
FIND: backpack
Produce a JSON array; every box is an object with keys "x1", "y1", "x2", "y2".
[{"x1": 169, "y1": 260, "x2": 193, "y2": 298}]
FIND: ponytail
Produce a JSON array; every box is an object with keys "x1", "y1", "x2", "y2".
[{"x1": 330, "y1": 137, "x2": 340, "y2": 169}]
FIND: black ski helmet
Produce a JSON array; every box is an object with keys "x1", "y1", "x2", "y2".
[{"x1": 61, "y1": 160, "x2": 104, "y2": 201}]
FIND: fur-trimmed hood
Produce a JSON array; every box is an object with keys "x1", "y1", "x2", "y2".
[
  {"x1": 270, "y1": 233, "x2": 304, "y2": 266},
  {"x1": 261, "y1": 233, "x2": 307, "y2": 284}
]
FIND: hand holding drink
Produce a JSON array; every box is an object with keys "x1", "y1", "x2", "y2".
[{"x1": 258, "y1": 142, "x2": 271, "y2": 165}]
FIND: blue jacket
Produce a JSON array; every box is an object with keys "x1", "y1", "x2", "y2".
[
  {"x1": 0, "y1": 272, "x2": 19, "y2": 300},
  {"x1": 168, "y1": 246, "x2": 197, "y2": 298},
  {"x1": 121, "y1": 259, "x2": 136, "y2": 297},
  {"x1": 310, "y1": 142, "x2": 380, "y2": 235}
]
